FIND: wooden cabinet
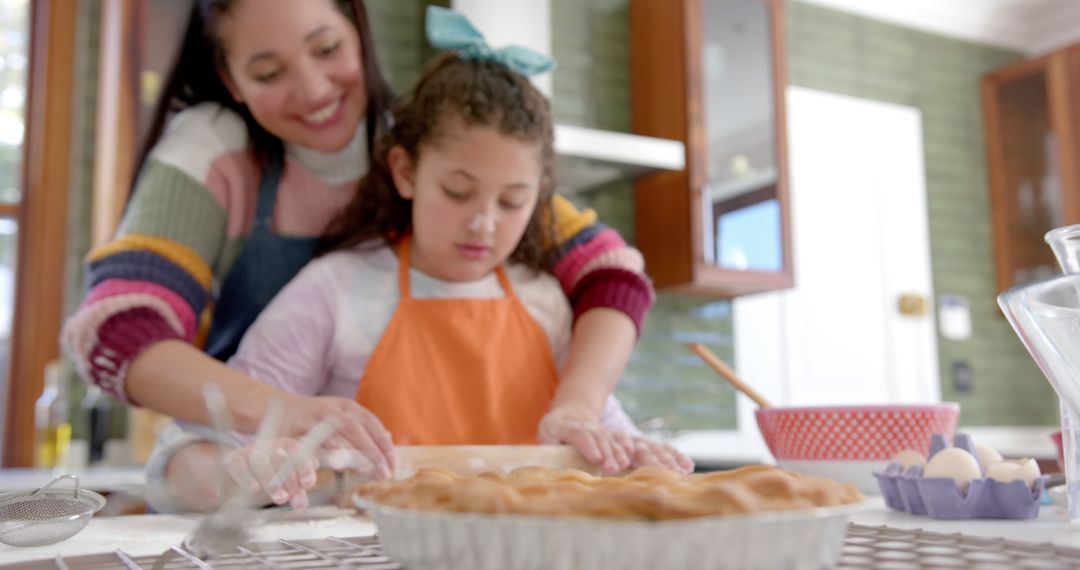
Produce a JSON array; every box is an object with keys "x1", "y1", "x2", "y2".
[
  {"x1": 630, "y1": 0, "x2": 792, "y2": 296},
  {"x1": 982, "y1": 43, "x2": 1080, "y2": 293}
]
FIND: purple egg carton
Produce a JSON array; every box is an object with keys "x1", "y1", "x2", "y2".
[{"x1": 873, "y1": 433, "x2": 1048, "y2": 520}]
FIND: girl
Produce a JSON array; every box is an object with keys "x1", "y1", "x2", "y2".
[
  {"x1": 62, "y1": 0, "x2": 656, "y2": 475},
  {"x1": 147, "y1": 6, "x2": 692, "y2": 514}
]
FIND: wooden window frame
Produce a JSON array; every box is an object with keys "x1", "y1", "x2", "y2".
[{"x1": 3, "y1": 0, "x2": 78, "y2": 467}]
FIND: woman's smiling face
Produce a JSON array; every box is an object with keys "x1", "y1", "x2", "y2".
[{"x1": 216, "y1": 0, "x2": 367, "y2": 152}]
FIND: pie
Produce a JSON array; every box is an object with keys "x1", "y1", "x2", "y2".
[{"x1": 357, "y1": 464, "x2": 864, "y2": 521}]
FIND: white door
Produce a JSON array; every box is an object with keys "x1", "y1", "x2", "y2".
[
  {"x1": 735, "y1": 86, "x2": 940, "y2": 414},
  {"x1": 671, "y1": 87, "x2": 940, "y2": 464}
]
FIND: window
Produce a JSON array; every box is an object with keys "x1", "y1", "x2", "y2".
[
  {"x1": 712, "y1": 189, "x2": 783, "y2": 272},
  {"x1": 0, "y1": 0, "x2": 27, "y2": 463},
  {"x1": 3, "y1": 0, "x2": 77, "y2": 467}
]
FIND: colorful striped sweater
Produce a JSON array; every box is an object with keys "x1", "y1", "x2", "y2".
[{"x1": 61, "y1": 103, "x2": 654, "y2": 403}]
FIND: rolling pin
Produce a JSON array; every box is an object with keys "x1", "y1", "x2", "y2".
[
  {"x1": 392, "y1": 444, "x2": 599, "y2": 476},
  {"x1": 315, "y1": 445, "x2": 600, "y2": 505}
]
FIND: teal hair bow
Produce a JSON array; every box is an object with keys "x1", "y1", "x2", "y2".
[{"x1": 426, "y1": 5, "x2": 556, "y2": 77}]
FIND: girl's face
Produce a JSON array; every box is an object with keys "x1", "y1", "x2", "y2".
[
  {"x1": 390, "y1": 118, "x2": 544, "y2": 282},
  {"x1": 216, "y1": 0, "x2": 366, "y2": 152}
]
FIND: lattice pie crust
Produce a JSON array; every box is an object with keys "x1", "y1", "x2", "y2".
[{"x1": 358, "y1": 464, "x2": 864, "y2": 521}]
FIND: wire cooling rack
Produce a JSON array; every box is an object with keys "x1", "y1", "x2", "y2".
[
  {"x1": 6, "y1": 524, "x2": 1080, "y2": 569},
  {"x1": 837, "y1": 524, "x2": 1080, "y2": 570}
]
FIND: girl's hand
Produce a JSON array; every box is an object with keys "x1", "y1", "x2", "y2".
[
  {"x1": 222, "y1": 437, "x2": 319, "y2": 511},
  {"x1": 538, "y1": 404, "x2": 635, "y2": 474},
  {"x1": 629, "y1": 436, "x2": 695, "y2": 474},
  {"x1": 279, "y1": 395, "x2": 397, "y2": 479}
]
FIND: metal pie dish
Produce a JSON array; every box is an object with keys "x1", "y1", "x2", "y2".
[{"x1": 353, "y1": 494, "x2": 869, "y2": 570}]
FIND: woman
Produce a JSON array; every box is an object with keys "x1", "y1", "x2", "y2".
[{"x1": 62, "y1": 0, "x2": 655, "y2": 474}]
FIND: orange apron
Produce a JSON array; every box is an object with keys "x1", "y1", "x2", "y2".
[{"x1": 356, "y1": 237, "x2": 559, "y2": 444}]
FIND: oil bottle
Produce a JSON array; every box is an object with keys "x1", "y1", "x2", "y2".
[
  {"x1": 35, "y1": 360, "x2": 71, "y2": 468},
  {"x1": 81, "y1": 385, "x2": 111, "y2": 465}
]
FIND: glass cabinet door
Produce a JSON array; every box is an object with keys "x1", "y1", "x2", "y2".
[
  {"x1": 619, "y1": 0, "x2": 796, "y2": 295},
  {"x1": 995, "y1": 70, "x2": 1058, "y2": 286},
  {"x1": 983, "y1": 47, "x2": 1080, "y2": 294},
  {"x1": 699, "y1": 0, "x2": 788, "y2": 277}
]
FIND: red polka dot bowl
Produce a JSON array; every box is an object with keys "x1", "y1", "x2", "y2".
[{"x1": 755, "y1": 404, "x2": 960, "y2": 493}]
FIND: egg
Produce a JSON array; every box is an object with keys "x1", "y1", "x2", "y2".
[
  {"x1": 891, "y1": 449, "x2": 926, "y2": 470},
  {"x1": 986, "y1": 458, "x2": 1041, "y2": 490},
  {"x1": 923, "y1": 448, "x2": 983, "y2": 493},
  {"x1": 973, "y1": 444, "x2": 1004, "y2": 473}
]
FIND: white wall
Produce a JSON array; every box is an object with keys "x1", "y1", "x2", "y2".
[
  {"x1": 450, "y1": 0, "x2": 553, "y2": 96},
  {"x1": 1027, "y1": 1, "x2": 1080, "y2": 55},
  {"x1": 797, "y1": 0, "x2": 1080, "y2": 55}
]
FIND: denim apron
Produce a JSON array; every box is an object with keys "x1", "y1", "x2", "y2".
[{"x1": 204, "y1": 160, "x2": 320, "y2": 361}]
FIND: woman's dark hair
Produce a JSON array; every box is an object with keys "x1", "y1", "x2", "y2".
[
  {"x1": 321, "y1": 54, "x2": 556, "y2": 271},
  {"x1": 131, "y1": 0, "x2": 394, "y2": 191}
]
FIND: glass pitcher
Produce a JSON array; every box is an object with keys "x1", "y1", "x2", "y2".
[{"x1": 999, "y1": 224, "x2": 1080, "y2": 522}]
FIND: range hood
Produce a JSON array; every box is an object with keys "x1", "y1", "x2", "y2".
[
  {"x1": 554, "y1": 125, "x2": 685, "y2": 193},
  {"x1": 451, "y1": 0, "x2": 686, "y2": 193}
]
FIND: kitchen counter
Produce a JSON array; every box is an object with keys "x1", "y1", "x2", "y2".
[
  {"x1": 0, "y1": 426, "x2": 1056, "y2": 494},
  {"x1": 0, "y1": 468, "x2": 145, "y2": 494},
  {"x1": 4, "y1": 499, "x2": 1080, "y2": 565},
  {"x1": 673, "y1": 425, "x2": 1062, "y2": 467},
  {"x1": 0, "y1": 506, "x2": 376, "y2": 564},
  {"x1": 850, "y1": 498, "x2": 1080, "y2": 545}
]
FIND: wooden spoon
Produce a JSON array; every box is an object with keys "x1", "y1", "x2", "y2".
[{"x1": 687, "y1": 343, "x2": 774, "y2": 409}]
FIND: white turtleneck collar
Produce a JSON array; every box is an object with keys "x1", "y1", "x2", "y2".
[{"x1": 285, "y1": 120, "x2": 369, "y2": 185}]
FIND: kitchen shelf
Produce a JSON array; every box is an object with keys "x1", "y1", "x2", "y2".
[
  {"x1": 555, "y1": 125, "x2": 685, "y2": 171},
  {"x1": 554, "y1": 125, "x2": 685, "y2": 193},
  {"x1": 708, "y1": 167, "x2": 779, "y2": 202}
]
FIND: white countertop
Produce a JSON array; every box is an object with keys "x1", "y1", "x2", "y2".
[
  {"x1": 0, "y1": 467, "x2": 145, "y2": 494},
  {"x1": 849, "y1": 497, "x2": 1080, "y2": 546},
  {"x1": 676, "y1": 425, "x2": 1061, "y2": 466},
  {"x1": 4, "y1": 499, "x2": 1080, "y2": 565},
  {"x1": 0, "y1": 506, "x2": 377, "y2": 563}
]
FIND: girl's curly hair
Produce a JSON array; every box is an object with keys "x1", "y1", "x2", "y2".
[{"x1": 321, "y1": 54, "x2": 556, "y2": 271}]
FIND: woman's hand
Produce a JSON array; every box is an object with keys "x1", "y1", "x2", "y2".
[
  {"x1": 629, "y1": 436, "x2": 695, "y2": 474},
  {"x1": 538, "y1": 403, "x2": 635, "y2": 474},
  {"x1": 222, "y1": 437, "x2": 319, "y2": 511},
  {"x1": 278, "y1": 394, "x2": 397, "y2": 479}
]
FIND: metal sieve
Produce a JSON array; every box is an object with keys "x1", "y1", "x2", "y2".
[{"x1": 0, "y1": 474, "x2": 106, "y2": 547}]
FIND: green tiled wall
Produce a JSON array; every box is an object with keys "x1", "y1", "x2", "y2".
[
  {"x1": 787, "y1": 3, "x2": 1055, "y2": 426},
  {"x1": 366, "y1": 0, "x2": 443, "y2": 94},
  {"x1": 549, "y1": 0, "x2": 739, "y2": 430},
  {"x1": 361, "y1": 1, "x2": 1059, "y2": 428},
  {"x1": 64, "y1": 0, "x2": 111, "y2": 439},
  {"x1": 551, "y1": 0, "x2": 632, "y2": 131}
]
